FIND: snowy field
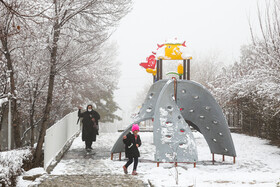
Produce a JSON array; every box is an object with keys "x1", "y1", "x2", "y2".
[
  {"x1": 110, "y1": 132, "x2": 280, "y2": 187},
  {"x1": 18, "y1": 130, "x2": 280, "y2": 187}
]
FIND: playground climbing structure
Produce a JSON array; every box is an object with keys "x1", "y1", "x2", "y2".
[{"x1": 111, "y1": 39, "x2": 236, "y2": 166}]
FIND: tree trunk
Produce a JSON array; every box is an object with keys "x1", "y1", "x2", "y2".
[
  {"x1": 30, "y1": 119, "x2": 34, "y2": 147},
  {"x1": 30, "y1": 97, "x2": 35, "y2": 147},
  {"x1": 29, "y1": 82, "x2": 39, "y2": 147},
  {"x1": 32, "y1": 22, "x2": 60, "y2": 167}
]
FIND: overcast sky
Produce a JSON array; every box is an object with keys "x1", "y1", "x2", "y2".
[{"x1": 110, "y1": 0, "x2": 265, "y2": 122}]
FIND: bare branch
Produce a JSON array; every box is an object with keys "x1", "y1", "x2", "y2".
[{"x1": 0, "y1": 0, "x2": 52, "y2": 18}]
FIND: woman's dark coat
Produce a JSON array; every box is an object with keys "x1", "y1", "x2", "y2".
[
  {"x1": 123, "y1": 132, "x2": 141, "y2": 158},
  {"x1": 78, "y1": 107, "x2": 100, "y2": 142}
]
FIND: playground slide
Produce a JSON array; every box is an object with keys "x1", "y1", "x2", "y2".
[{"x1": 111, "y1": 79, "x2": 236, "y2": 162}]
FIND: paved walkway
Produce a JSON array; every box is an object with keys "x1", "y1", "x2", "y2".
[
  {"x1": 36, "y1": 174, "x2": 146, "y2": 187},
  {"x1": 31, "y1": 136, "x2": 148, "y2": 187}
]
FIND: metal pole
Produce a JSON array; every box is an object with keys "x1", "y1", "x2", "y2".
[
  {"x1": 183, "y1": 60, "x2": 186, "y2": 80},
  {"x1": 187, "y1": 59, "x2": 190, "y2": 80},
  {"x1": 160, "y1": 59, "x2": 162, "y2": 80},
  {"x1": 8, "y1": 93, "x2": 11, "y2": 150},
  {"x1": 172, "y1": 77, "x2": 177, "y2": 102},
  {"x1": 119, "y1": 152, "x2": 122, "y2": 161},
  {"x1": 156, "y1": 60, "x2": 159, "y2": 81}
]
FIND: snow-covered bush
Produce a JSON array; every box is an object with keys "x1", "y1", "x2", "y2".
[
  {"x1": 208, "y1": 43, "x2": 280, "y2": 140},
  {"x1": 0, "y1": 148, "x2": 32, "y2": 186},
  {"x1": 207, "y1": 1, "x2": 280, "y2": 144}
]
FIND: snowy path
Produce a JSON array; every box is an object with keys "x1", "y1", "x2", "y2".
[
  {"x1": 27, "y1": 131, "x2": 280, "y2": 187},
  {"x1": 28, "y1": 132, "x2": 148, "y2": 187}
]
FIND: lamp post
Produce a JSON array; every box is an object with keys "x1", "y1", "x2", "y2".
[
  {"x1": 0, "y1": 93, "x2": 12, "y2": 150},
  {"x1": 7, "y1": 92, "x2": 12, "y2": 150}
]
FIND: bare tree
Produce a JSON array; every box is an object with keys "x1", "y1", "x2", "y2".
[
  {"x1": 0, "y1": 0, "x2": 50, "y2": 149},
  {"x1": 208, "y1": 0, "x2": 280, "y2": 145},
  {"x1": 32, "y1": 0, "x2": 132, "y2": 166},
  {"x1": 0, "y1": 0, "x2": 25, "y2": 148}
]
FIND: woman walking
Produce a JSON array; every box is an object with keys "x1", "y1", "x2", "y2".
[{"x1": 78, "y1": 104, "x2": 100, "y2": 150}]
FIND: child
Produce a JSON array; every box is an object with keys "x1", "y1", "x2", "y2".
[{"x1": 123, "y1": 124, "x2": 142, "y2": 175}]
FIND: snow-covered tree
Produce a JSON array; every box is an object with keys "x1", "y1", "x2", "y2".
[
  {"x1": 208, "y1": 1, "x2": 280, "y2": 143},
  {"x1": 191, "y1": 51, "x2": 225, "y2": 86},
  {"x1": 0, "y1": 0, "x2": 132, "y2": 162},
  {"x1": 0, "y1": 0, "x2": 47, "y2": 148},
  {"x1": 33, "y1": 0, "x2": 132, "y2": 166}
]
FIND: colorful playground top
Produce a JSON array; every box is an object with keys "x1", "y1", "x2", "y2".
[
  {"x1": 139, "y1": 39, "x2": 193, "y2": 75},
  {"x1": 156, "y1": 39, "x2": 192, "y2": 60}
]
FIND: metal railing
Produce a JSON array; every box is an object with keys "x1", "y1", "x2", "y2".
[{"x1": 44, "y1": 111, "x2": 80, "y2": 169}]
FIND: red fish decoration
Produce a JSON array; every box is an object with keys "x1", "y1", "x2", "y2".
[{"x1": 140, "y1": 54, "x2": 157, "y2": 69}]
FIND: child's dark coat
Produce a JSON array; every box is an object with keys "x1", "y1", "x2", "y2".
[{"x1": 123, "y1": 132, "x2": 142, "y2": 158}]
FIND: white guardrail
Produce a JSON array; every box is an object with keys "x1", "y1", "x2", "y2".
[{"x1": 44, "y1": 111, "x2": 80, "y2": 170}]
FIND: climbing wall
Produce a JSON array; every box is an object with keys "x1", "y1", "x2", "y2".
[
  {"x1": 153, "y1": 80, "x2": 197, "y2": 162},
  {"x1": 111, "y1": 80, "x2": 168, "y2": 154},
  {"x1": 111, "y1": 79, "x2": 236, "y2": 160},
  {"x1": 176, "y1": 80, "x2": 236, "y2": 157}
]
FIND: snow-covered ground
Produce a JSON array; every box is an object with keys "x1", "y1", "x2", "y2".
[{"x1": 18, "y1": 131, "x2": 280, "y2": 187}]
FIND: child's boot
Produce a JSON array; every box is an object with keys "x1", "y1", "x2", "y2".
[
  {"x1": 123, "y1": 165, "x2": 128, "y2": 174},
  {"x1": 132, "y1": 170, "x2": 137, "y2": 175}
]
